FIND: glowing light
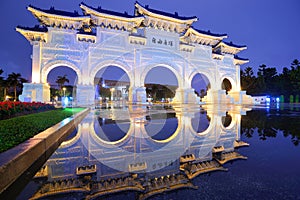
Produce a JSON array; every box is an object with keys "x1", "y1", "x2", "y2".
[
  {"x1": 63, "y1": 97, "x2": 69, "y2": 108},
  {"x1": 276, "y1": 98, "x2": 280, "y2": 103},
  {"x1": 32, "y1": 70, "x2": 40, "y2": 83},
  {"x1": 63, "y1": 87, "x2": 66, "y2": 97},
  {"x1": 266, "y1": 97, "x2": 271, "y2": 103},
  {"x1": 110, "y1": 88, "x2": 115, "y2": 101}
]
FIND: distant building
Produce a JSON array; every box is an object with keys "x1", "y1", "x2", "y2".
[{"x1": 252, "y1": 95, "x2": 280, "y2": 104}]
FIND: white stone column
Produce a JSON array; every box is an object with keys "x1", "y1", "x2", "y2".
[
  {"x1": 203, "y1": 90, "x2": 228, "y2": 104},
  {"x1": 128, "y1": 49, "x2": 147, "y2": 104},
  {"x1": 31, "y1": 42, "x2": 42, "y2": 83},
  {"x1": 19, "y1": 83, "x2": 50, "y2": 103},
  {"x1": 172, "y1": 88, "x2": 199, "y2": 104},
  {"x1": 172, "y1": 59, "x2": 200, "y2": 104},
  {"x1": 19, "y1": 41, "x2": 51, "y2": 103},
  {"x1": 228, "y1": 91, "x2": 243, "y2": 104},
  {"x1": 236, "y1": 65, "x2": 241, "y2": 91},
  {"x1": 128, "y1": 86, "x2": 147, "y2": 104},
  {"x1": 76, "y1": 85, "x2": 95, "y2": 106}
]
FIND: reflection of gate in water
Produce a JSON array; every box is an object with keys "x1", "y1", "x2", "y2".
[{"x1": 30, "y1": 105, "x2": 250, "y2": 199}]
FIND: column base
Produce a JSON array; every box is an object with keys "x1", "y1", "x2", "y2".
[
  {"x1": 228, "y1": 91, "x2": 242, "y2": 104},
  {"x1": 128, "y1": 87, "x2": 147, "y2": 104},
  {"x1": 76, "y1": 85, "x2": 95, "y2": 106},
  {"x1": 228, "y1": 90, "x2": 254, "y2": 104},
  {"x1": 203, "y1": 90, "x2": 230, "y2": 104},
  {"x1": 19, "y1": 83, "x2": 50, "y2": 103},
  {"x1": 240, "y1": 91, "x2": 253, "y2": 104},
  {"x1": 173, "y1": 88, "x2": 200, "y2": 104}
]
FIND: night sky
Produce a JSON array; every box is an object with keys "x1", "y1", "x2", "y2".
[{"x1": 0, "y1": 0, "x2": 299, "y2": 82}]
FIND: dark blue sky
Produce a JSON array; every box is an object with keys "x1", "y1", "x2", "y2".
[{"x1": 0, "y1": 0, "x2": 299, "y2": 81}]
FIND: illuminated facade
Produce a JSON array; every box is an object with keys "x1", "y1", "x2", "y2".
[
  {"x1": 29, "y1": 105, "x2": 249, "y2": 199},
  {"x1": 17, "y1": 3, "x2": 251, "y2": 105}
]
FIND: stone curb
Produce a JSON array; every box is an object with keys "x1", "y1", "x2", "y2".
[{"x1": 0, "y1": 108, "x2": 90, "y2": 194}]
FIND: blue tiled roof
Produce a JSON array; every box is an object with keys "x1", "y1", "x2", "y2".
[
  {"x1": 234, "y1": 55, "x2": 249, "y2": 61},
  {"x1": 29, "y1": 5, "x2": 83, "y2": 17},
  {"x1": 135, "y1": 1, "x2": 197, "y2": 20},
  {"x1": 223, "y1": 41, "x2": 246, "y2": 48},
  {"x1": 213, "y1": 51, "x2": 223, "y2": 56},
  {"x1": 77, "y1": 30, "x2": 96, "y2": 36},
  {"x1": 193, "y1": 27, "x2": 227, "y2": 37},
  {"x1": 17, "y1": 25, "x2": 48, "y2": 32},
  {"x1": 81, "y1": 3, "x2": 137, "y2": 18}
]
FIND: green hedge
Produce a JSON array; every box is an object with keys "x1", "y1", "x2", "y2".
[{"x1": 0, "y1": 108, "x2": 84, "y2": 153}]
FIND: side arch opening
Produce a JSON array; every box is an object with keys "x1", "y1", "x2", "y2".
[
  {"x1": 47, "y1": 66, "x2": 78, "y2": 105},
  {"x1": 191, "y1": 73, "x2": 211, "y2": 102}
]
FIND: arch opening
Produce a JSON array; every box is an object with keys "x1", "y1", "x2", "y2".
[
  {"x1": 222, "y1": 78, "x2": 232, "y2": 94},
  {"x1": 47, "y1": 66, "x2": 78, "y2": 103},
  {"x1": 94, "y1": 66, "x2": 130, "y2": 103},
  {"x1": 222, "y1": 112, "x2": 232, "y2": 128},
  {"x1": 144, "y1": 112, "x2": 178, "y2": 141},
  {"x1": 191, "y1": 73, "x2": 211, "y2": 102},
  {"x1": 144, "y1": 66, "x2": 179, "y2": 103},
  {"x1": 93, "y1": 117, "x2": 130, "y2": 142},
  {"x1": 191, "y1": 109, "x2": 211, "y2": 134}
]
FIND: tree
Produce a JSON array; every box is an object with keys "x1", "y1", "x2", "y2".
[
  {"x1": 254, "y1": 64, "x2": 278, "y2": 95},
  {"x1": 277, "y1": 67, "x2": 291, "y2": 96},
  {"x1": 257, "y1": 64, "x2": 267, "y2": 76},
  {"x1": 291, "y1": 59, "x2": 300, "y2": 70},
  {"x1": 98, "y1": 84, "x2": 110, "y2": 99},
  {"x1": 241, "y1": 66, "x2": 257, "y2": 94},
  {"x1": 263, "y1": 67, "x2": 277, "y2": 94},
  {"x1": 6, "y1": 72, "x2": 22, "y2": 100},
  {"x1": 55, "y1": 75, "x2": 69, "y2": 96},
  {"x1": 240, "y1": 59, "x2": 299, "y2": 98},
  {"x1": 0, "y1": 69, "x2": 4, "y2": 100},
  {"x1": 288, "y1": 59, "x2": 300, "y2": 95},
  {"x1": 200, "y1": 89, "x2": 206, "y2": 98},
  {"x1": 150, "y1": 84, "x2": 158, "y2": 101}
]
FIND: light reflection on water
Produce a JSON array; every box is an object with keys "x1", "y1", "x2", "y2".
[{"x1": 15, "y1": 104, "x2": 300, "y2": 200}]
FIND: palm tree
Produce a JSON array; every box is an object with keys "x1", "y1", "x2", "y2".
[
  {"x1": 0, "y1": 69, "x2": 4, "y2": 100},
  {"x1": 291, "y1": 59, "x2": 300, "y2": 70},
  {"x1": 1, "y1": 79, "x2": 10, "y2": 100},
  {"x1": 7, "y1": 72, "x2": 22, "y2": 100},
  {"x1": 55, "y1": 75, "x2": 69, "y2": 96}
]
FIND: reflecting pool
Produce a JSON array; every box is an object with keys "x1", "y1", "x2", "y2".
[{"x1": 12, "y1": 104, "x2": 300, "y2": 199}]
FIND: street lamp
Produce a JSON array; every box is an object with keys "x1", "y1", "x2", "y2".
[
  {"x1": 63, "y1": 87, "x2": 66, "y2": 97},
  {"x1": 110, "y1": 88, "x2": 115, "y2": 101}
]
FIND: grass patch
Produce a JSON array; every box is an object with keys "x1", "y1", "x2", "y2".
[{"x1": 0, "y1": 108, "x2": 84, "y2": 153}]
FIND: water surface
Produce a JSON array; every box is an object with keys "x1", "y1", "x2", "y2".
[{"x1": 12, "y1": 104, "x2": 300, "y2": 199}]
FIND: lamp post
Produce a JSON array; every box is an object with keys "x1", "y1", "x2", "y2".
[
  {"x1": 63, "y1": 87, "x2": 66, "y2": 97},
  {"x1": 110, "y1": 88, "x2": 115, "y2": 102}
]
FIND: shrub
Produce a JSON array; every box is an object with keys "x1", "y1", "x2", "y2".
[{"x1": 0, "y1": 101, "x2": 55, "y2": 120}]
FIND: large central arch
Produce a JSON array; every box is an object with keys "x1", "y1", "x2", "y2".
[
  {"x1": 140, "y1": 63, "x2": 183, "y2": 89},
  {"x1": 143, "y1": 65, "x2": 180, "y2": 102},
  {"x1": 94, "y1": 65, "x2": 131, "y2": 101},
  {"x1": 90, "y1": 60, "x2": 133, "y2": 86}
]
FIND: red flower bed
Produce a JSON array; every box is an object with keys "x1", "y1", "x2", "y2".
[{"x1": 0, "y1": 101, "x2": 55, "y2": 120}]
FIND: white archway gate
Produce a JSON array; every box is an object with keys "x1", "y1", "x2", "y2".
[{"x1": 17, "y1": 3, "x2": 249, "y2": 106}]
